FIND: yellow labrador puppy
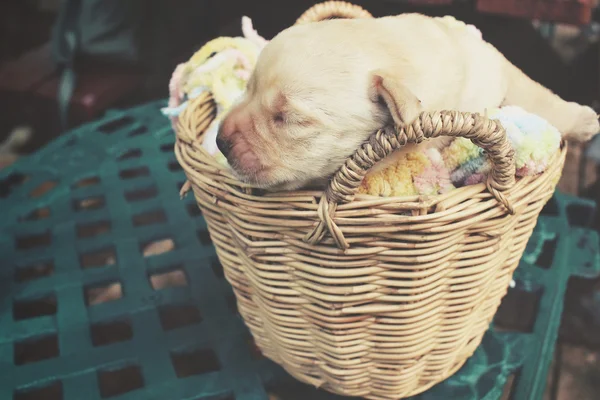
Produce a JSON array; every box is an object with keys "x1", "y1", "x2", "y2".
[{"x1": 217, "y1": 15, "x2": 599, "y2": 190}]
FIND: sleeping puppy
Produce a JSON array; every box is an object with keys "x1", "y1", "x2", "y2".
[{"x1": 216, "y1": 15, "x2": 599, "y2": 191}]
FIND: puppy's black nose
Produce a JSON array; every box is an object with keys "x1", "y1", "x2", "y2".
[{"x1": 216, "y1": 135, "x2": 233, "y2": 158}]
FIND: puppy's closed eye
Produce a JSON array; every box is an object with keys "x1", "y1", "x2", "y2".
[{"x1": 273, "y1": 110, "x2": 315, "y2": 128}]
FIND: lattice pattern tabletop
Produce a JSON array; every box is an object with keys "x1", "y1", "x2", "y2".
[{"x1": 0, "y1": 100, "x2": 598, "y2": 400}]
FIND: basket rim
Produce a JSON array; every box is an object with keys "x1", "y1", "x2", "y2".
[{"x1": 175, "y1": 93, "x2": 566, "y2": 206}]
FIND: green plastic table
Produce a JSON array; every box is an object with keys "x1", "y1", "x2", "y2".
[{"x1": 0, "y1": 100, "x2": 598, "y2": 400}]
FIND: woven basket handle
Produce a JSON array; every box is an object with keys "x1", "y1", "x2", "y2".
[
  {"x1": 304, "y1": 111, "x2": 517, "y2": 249},
  {"x1": 295, "y1": 1, "x2": 373, "y2": 25}
]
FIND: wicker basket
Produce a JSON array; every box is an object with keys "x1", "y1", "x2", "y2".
[{"x1": 174, "y1": 2, "x2": 566, "y2": 399}]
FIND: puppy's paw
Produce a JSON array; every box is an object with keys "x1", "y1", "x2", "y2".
[{"x1": 564, "y1": 105, "x2": 600, "y2": 143}]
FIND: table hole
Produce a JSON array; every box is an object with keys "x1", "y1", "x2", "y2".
[
  {"x1": 171, "y1": 348, "x2": 220, "y2": 378},
  {"x1": 15, "y1": 231, "x2": 51, "y2": 250},
  {"x1": 15, "y1": 261, "x2": 54, "y2": 283},
  {"x1": 132, "y1": 209, "x2": 167, "y2": 227},
  {"x1": 211, "y1": 259, "x2": 224, "y2": 279},
  {"x1": 117, "y1": 148, "x2": 142, "y2": 161},
  {"x1": 567, "y1": 204, "x2": 594, "y2": 227},
  {"x1": 160, "y1": 142, "x2": 174, "y2": 152},
  {"x1": 85, "y1": 281, "x2": 123, "y2": 306},
  {"x1": 14, "y1": 381, "x2": 63, "y2": 400},
  {"x1": 168, "y1": 161, "x2": 182, "y2": 172},
  {"x1": 128, "y1": 125, "x2": 148, "y2": 137},
  {"x1": 73, "y1": 195, "x2": 106, "y2": 211},
  {"x1": 72, "y1": 176, "x2": 100, "y2": 188},
  {"x1": 13, "y1": 294, "x2": 57, "y2": 320},
  {"x1": 80, "y1": 247, "x2": 116, "y2": 269},
  {"x1": 536, "y1": 236, "x2": 558, "y2": 270},
  {"x1": 97, "y1": 364, "x2": 144, "y2": 398},
  {"x1": 140, "y1": 238, "x2": 175, "y2": 257},
  {"x1": 98, "y1": 116, "x2": 134, "y2": 134},
  {"x1": 63, "y1": 138, "x2": 77, "y2": 147},
  {"x1": 91, "y1": 319, "x2": 133, "y2": 347},
  {"x1": 197, "y1": 230, "x2": 212, "y2": 246},
  {"x1": 158, "y1": 304, "x2": 202, "y2": 331},
  {"x1": 540, "y1": 196, "x2": 559, "y2": 216},
  {"x1": 494, "y1": 288, "x2": 543, "y2": 333},
  {"x1": 187, "y1": 203, "x2": 202, "y2": 217},
  {"x1": 248, "y1": 338, "x2": 264, "y2": 360},
  {"x1": 149, "y1": 268, "x2": 188, "y2": 290},
  {"x1": 226, "y1": 295, "x2": 239, "y2": 315},
  {"x1": 500, "y1": 371, "x2": 519, "y2": 400},
  {"x1": 19, "y1": 207, "x2": 51, "y2": 221},
  {"x1": 29, "y1": 181, "x2": 57, "y2": 198},
  {"x1": 124, "y1": 186, "x2": 157, "y2": 202},
  {"x1": 14, "y1": 334, "x2": 59, "y2": 365},
  {"x1": 77, "y1": 220, "x2": 111, "y2": 238},
  {"x1": 0, "y1": 172, "x2": 28, "y2": 198},
  {"x1": 119, "y1": 166, "x2": 149, "y2": 180}
]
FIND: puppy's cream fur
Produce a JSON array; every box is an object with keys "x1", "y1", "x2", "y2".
[{"x1": 217, "y1": 15, "x2": 599, "y2": 190}]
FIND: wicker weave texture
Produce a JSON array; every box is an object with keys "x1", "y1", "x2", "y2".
[
  {"x1": 295, "y1": 0, "x2": 373, "y2": 24},
  {"x1": 174, "y1": 3, "x2": 566, "y2": 399}
]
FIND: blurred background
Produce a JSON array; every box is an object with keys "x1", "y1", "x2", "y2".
[
  {"x1": 1, "y1": 0, "x2": 600, "y2": 399},
  {"x1": 1, "y1": 0, "x2": 599, "y2": 171}
]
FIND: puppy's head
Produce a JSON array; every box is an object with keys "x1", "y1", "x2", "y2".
[{"x1": 216, "y1": 20, "x2": 422, "y2": 190}]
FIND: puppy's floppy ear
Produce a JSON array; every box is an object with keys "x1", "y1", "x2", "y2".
[{"x1": 369, "y1": 69, "x2": 422, "y2": 127}]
